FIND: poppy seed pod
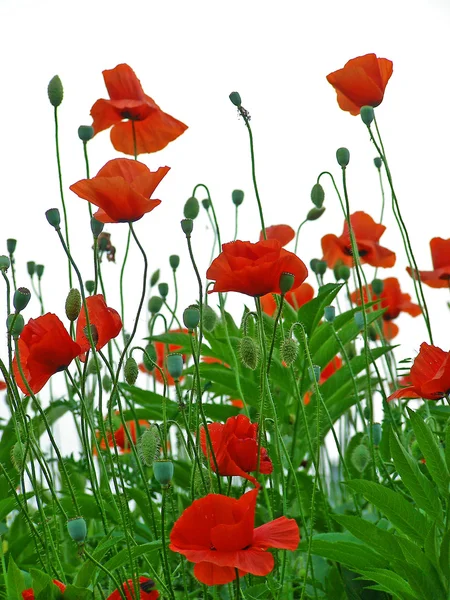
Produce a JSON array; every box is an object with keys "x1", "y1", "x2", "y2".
[
  {"x1": 279, "y1": 272, "x2": 295, "y2": 295},
  {"x1": 91, "y1": 217, "x2": 104, "y2": 237},
  {"x1": 85, "y1": 280, "x2": 95, "y2": 295},
  {"x1": 153, "y1": 459, "x2": 174, "y2": 487},
  {"x1": 354, "y1": 311, "x2": 365, "y2": 330},
  {"x1": 143, "y1": 343, "x2": 157, "y2": 371},
  {"x1": 183, "y1": 305, "x2": 200, "y2": 330},
  {"x1": 351, "y1": 444, "x2": 370, "y2": 473},
  {"x1": 232, "y1": 189, "x2": 244, "y2": 206},
  {"x1": 0, "y1": 256, "x2": 10, "y2": 270},
  {"x1": 78, "y1": 125, "x2": 94, "y2": 142},
  {"x1": 310, "y1": 259, "x2": 327, "y2": 276},
  {"x1": 202, "y1": 198, "x2": 211, "y2": 210},
  {"x1": 229, "y1": 91, "x2": 242, "y2": 107},
  {"x1": 158, "y1": 283, "x2": 169, "y2": 299},
  {"x1": 169, "y1": 255, "x2": 180, "y2": 270},
  {"x1": 11, "y1": 441, "x2": 25, "y2": 472},
  {"x1": 102, "y1": 374, "x2": 112, "y2": 392},
  {"x1": 336, "y1": 264, "x2": 351, "y2": 281},
  {"x1": 138, "y1": 424, "x2": 160, "y2": 466},
  {"x1": 280, "y1": 337, "x2": 299, "y2": 366},
  {"x1": 7, "y1": 313, "x2": 24, "y2": 337},
  {"x1": 336, "y1": 147, "x2": 350, "y2": 168},
  {"x1": 36, "y1": 264, "x2": 45, "y2": 278},
  {"x1": 27, "y1": 262, "x2": 36, "y2": 277},
  {"x1": 48, "y1": 75, "x2": 64, "y2": 107},
  {"x1": 148, "y1": 296, "x2": 163, "y2": 314},
  {"x1": 310, "y1": 183, "x2": 325, "y2": 208},
  {"x1": 166, "y1": 353, "x2": 183, "y2": 380},
  {"x1": 13, "y1": 288, "x2": 31, "y2": 313},
  {"x1": 45, "y1": 208, "x2": 61, "y2": 229},
  {"x1": 6, "y1": 239, "x2": 17, "y2": 254},
  {"x1": 181, "y1": 218, "x2": 194, "y2": 236},
  {"x1": 150, "y1": 269, "x2": 160, "y2": 287},
  {"x1": 308, "y1": 364, "x2": 321, "y2": 382},
  {"x1": 324, "y1": 305, "x2": 336, "y2": 322},
  {"x1": 184, "y1": 196, "x2": 200, "y2": 220},
  {"x1": 124, "y1": 357, "x2": 139, "y2": 385},
  {"x1": 374, "y1": 157, "x2": 383, "y2": 169},
  {"x1": 372, "y1": 423, "x2": 382, "y2": 446},
  {"x1": 307, "y1": 207, "x2": 326, "y2": 221},
  {"x1": 67, "y1": 517, "x2": 87, "y2": 543},
  {"x1": 372, "y1": 278, "x2": 384, "y2": 295},
  {"x1": 65, "y1": 289, "x2": 82, "y2": 321},
  {"x1": 202, "y1": 304, "x2": 218, "y2": 332},
  {"x1": 238, "y1": 336, "x2": 260, "y2": 370},
  {"x1": 360, "y1": 105, "x2": 375, "y2": 126}
]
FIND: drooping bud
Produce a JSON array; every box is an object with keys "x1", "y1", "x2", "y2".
[
  {"x1": 183, "y1": 305, "x2": 200, "y2": 330},
  {"x1": 374, "y1": 157, "x2": 383, "y2": 169},
  {"x1": 78, "y1": 125, "x2": 94, "y2": 142},
  {"x1": 153, "y1": 459, "x2": 174, "y2": 488},
  {"x1": 181, "y1": 219, "x2": 193, "y2": 236},
  {"x1": 85, "y1": 280, "x2": 95, "y2": 295},
  {"x1": 202, "y1": 198, "x2": 211, "y2": 210},
  {"x1": 91, "y1": 217, "x2": 104, "y2": 237},
  {"x1": 150, "y1": 269, "x2": 160, "y2": 287},
  {"x1": 45, "y1": 208, "x2": 61, "y2": 229},
  {"x1": 65, "y1": 289, "x2": 82, "y2": 321},
  {"x1": 232, "y1": 190, "x2": 244, "y2": 206},
  {"x1": 279, "y1": 272, "x2": 295, "y2": 295},
  {"x1": 280, "y1": 337, "x2": 299, "y2": 366},
  {"x1": 166, "y1": 353, "x2": 184, "y2": 380},
  {"x1": 0, "y1": 256, "x2": 10, "y2": 270},
  {"x1": 67, "y1": 517, "x2": 87, "y2": 543},
  {"x1": 7, "y1": 314, "x2": 24, "y2": 337},
  {"x1": 148, "y1": 296, "x2": 164, "y2": 314},
  {"x1": 238, "y1": 336, "x2": 260, "y2": 370},
  {"x1": 138, "y1": 424, "x2": 160, "y2": 466},
  {"x1": 13, "y1": 288, "x2": 31, "y2": 312},
  {"x1": 202, "y1": 304, "x2": 218, "y2": 332},
  {"x1": 229, "y1": 91, "x2": 242, "y2": 107},
  {"x1": 6, "y1": 239, "x2": 17, "y2": 254},
  {"x1": 351, "y1": 444, "x2": 371, "y2": 473},
  {"x1": 310, "y1": 259, "x2": 327, "y2": 276},
  {"x1": 307, "y1": 207, "x2": 326, "y2": 221},
  {"x1": 143, "y1": 344, "x2": 157, "y2": 371},
  {"x1": 368, "y1": 325, "x2": 377, "y2": 342},
  {"x1": 372, "y1": 279, "x2": 384, "y2": 295},
  {"x1": 336, "y1": 264, "x2": 350, "y2": 281},
  {"x1": 36, "y1": 265, "x2": 45, "y2": 278},
  {"x1": 183, "y1": 197, "x2": 200, "y2": 220},
  {"x1": 158, "y1": 283, "x2": 169, "y2": 299},
  {"x1": 360, "y1": 105, "x2": 375, "y2": 126},
  {"x1": 324, "y1": 305, "x2": 336, "y2": 322},
  {"x1": 47, "y1": 75, "x2": 64, "y2": 107},
  {"x1": 310, "y1": 183, "x2": 325, "y2": 208},
  {"x1": 124, "y1": 357, "x2": 139, "y2": 385},
  {"x1": 308, "y1": 365, "x2": 321, "y2": 382},
  {"x1": 169, "y1": 255, "x2": 180, "y2": 270},
  {"x1": 336, "y1": 147, "x2": 350, "y2": 168},
  {"x1": 354, "y1": 311, "x2": 364, "y2": 330},
  {"x1": 27, "y1": 262, "x2": 36, "y2": 277}
]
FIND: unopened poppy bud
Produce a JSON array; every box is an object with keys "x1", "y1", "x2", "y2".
[
  {"x1": 279, "y1": 272, "x2": 295, "y2": 295},
  {"x1": 202, "y1": 198, "x2": 211, "y2": 210},
  {"x1": 372, "y1": 278, "x2": 384, "y2": 295},
  {"x1": 308, "y1": 364, "x2": 321, "y2": 382},
  {"x1": 36, "y1": 264, "x2": 45, "y2": 278},
  {"x1": 183, "y1": 197, "x2": 200, "y2": 220},
  {"x1": 181, "y1": 218, "x2": 193, "y2": 236},
  {"x1": 65, "y1": 289, "x2": 82, "y2": 321},
  {"x1": 363, "y1": 406, "x2": 371, "y2": 420},
  {"x1": 307, "y1": 207, "x2": 326, "y2": 221},
  {"x1": 45, "y1": 208, "x2": 61, "y2": 229},
  {"x1": 169, "y1": 255, "x2": 180, "y2": 270},
  {"x1": 183, "y1": 305, "x2": 200, "y2": 330},
  {"x1": 374, "y1": 157, "x2": 383, "y2": 169},
  {"x1": 232, "y1": 189, "x2": 244, "y2": 206},
  {"x1": 202, "y1": 304, "x2": 218, "y2": 332},
  {"x1": 7, "y1": 313, "x2": 24, "y2": 337},
  {"x1": 354, "y1": 311, "x2": 364, "y2": 330},
  {"x1": 7, "y1": 239, "x2": 17, "y2": 254},
  {"x1": 67, "y1": 517, "x2": 87, "y2": 543},
  {"x1": 0, "y1": 256, "x2": 10, "y2": 270},
  {"x1": 13, "y1": 288, "x2": 31, "y2": 312},
  {"x1": 143, "y1": 344, "x2": 157, "y2": 371},
  {"x1": 337, "y1": 264, "x2": 351, "y2": 281},
  {"x1": 371, "y1": 423, "x2": 382, "y2": 446},
  {"x1": 158, "y1": 283, "x2": 169, "y2": 299},
  {"x1": 166, "y1": 353, "x2": 183, "y2": 379},
  {"x1": 124, "y1": 357, "x2": 139, "y2": 385},
  {"x1": 138, "y1": 424, "x2": 160, "y2": 466},
  {"x1": 150, "y1": 269, "x2": 160, "y2": 287},
  {"x1": 310, "y1": 259, "x2": 327, "y2": 276},
  {"x1": 85, "y1": 280, "x2": 95, "y2": 295},
  {"x1": 47, "y1": 75, "x2": 64, "y2": 107},
  {"x1": 86, "y1": 357, "x2": 101, "y2": 375},
  {"x1": 153, "y1": 459, "x2": 174, "y2": 487},
  {"x1": 336, "y1": 147, "x2": 350, "y2": 168},
  {"x1": 238, "y1": 336, "x2": 260, "y2": 370},
  {"x1": 229, "y1": 91, "x2": 242, "y2": 107},
  {"x1": 324, "y1": 305, "x2": 336, "y2": 322},
  {"x1": 91, "y1": 217, "x2": 104, "y2": 237},
  {"x1": 102, "y1": 374, "x2": 112, "y2": 392},
  {"x1": 78, "y1": 125, "x2": 94, "y2": 142},
  {"x1": 84, "y1": 324, "x2": 99, "y2": 346},
  {"x1": 360, "y1": 105, "x2": 375, "y2": 126},
  {"x1": 351, "y1": 444, "x2": 370, "y2": 473},
  {"x1": 311, "y1": 183, "x2": 325, "y2": 208},
  {"x1": 27, "y1": 262, "x2": 36, "y2": 277},
  {"x1": 148, "y1": 296, "x2": 163, "y2": 314},
  {"x1": 11, "y1": 442, "x2": 25, "y2": 472},
  {"x1": 368, "y1": 325, "x2": 377, "y2": 342},
  {"x1": 280, "y1": 337, "x2": 299, "y2": 366}
]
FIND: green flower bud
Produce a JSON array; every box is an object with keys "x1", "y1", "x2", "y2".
[
  {"x1": 0, "y1": 256, "x2": 10, "y2": 270},
  {"x1": 280, "y1": 337, "x2": 299, "y2": 366},
  {"x1": 360, "y1": 105, "x2": 375, "y2": 126},
  {"x1": 183, "y1": 197, "x2": 200, "y2": 220},
  {"x1": 308, "y1": 365, "x2": 321, "y2": 382},
  {"x1": 169, "y1": 255, "x2": 180, "y2": 270},
  {"x1": 279, "y1": 272, "x2": 295, "y2": 295},
  {"x1": 344, "y1": 342, "x2": 356, "y2": 359},
  {"x1": 238, "y1": 336, "x2": 260, "y2": 370},
  {"x1": 36, "y1": 264, "x2": 45, "y2": 278},
  {"x1": 86, "y1": 357, "x2": 101, "y2": 376},
  {"x1": 337, "y1": 264, "x2": 350, "y2": 281},
  {"x1": 6, "y1": 239, "x2": 17, "y2": 254},
  {"x1": 47, "y1": 75, "x2": 64, "y2": 107},
  {"x1": 153, "y1": 459, "x2": 174, "y2": 487},
  {"x1": 166, "y1": 353, "x2": 183, "y2": 379},
  {"x1": 183, "y1": 305, "x2": 200, "y2": 330},
  {"x1": 78, "y1": 125, "x2": 94, "y2": 142},
  {"x1": 143, "y1": 344, "x2": 157, "y2": 371},
  {"x1": 124, "y1": 357, "x2": 139, "y2": 385},
  {"x1": 363, "y1": 406, "x2": 371, "y2": 420},
  {"x1": 85, "y1": 280, "x2": 95, "y2": 295},
  {"x1": 102, "y1": 374, "x2": 112, "y2": 392},
  {"x1": 203, "y1": 304, "x2": 218, "y2": 332},
  {"x1": 45, "y1": 208, "x2": 61, "y2": 229},
  {"x1": 351, "y1": 444, "x2": 370, "y2": 473},
  {"x1": 148, "y1": 296, "x2": 163, "y2": 314},
  {"x1": 232, "y1": 189, "x2": 244, "y2": 206},
  {"x1": 65, "y1": 289, "x2": 82, "y2": 321},
  {"x1": 181, "y1": 218, "x2": 193, "y2": 236},
  {"x1": 307, "y1": 207, "x2": 326, "y2": 221},
  {"x1": 11, "y1": 441, "x2": 26, "y2": 472},
  {"x1": 138, "y1": 424, "x2": 160, "y2": 466},
  {"x1": 67, "y1": 517, "x2": 87, "y2": 543},
  {"x1": 7, "y1": 313, "x2": 24, "y2": 337},
  {"x1": 91, "y1": 217, "x2": 104, "y2": 237},
  {"x1": 310, "y1": 183, "x2": 325, "y2": 208},
  {"x1": 229, "y1": 91, "x2": 242, "y2": 107},
  {"x1": 158, "y1": 283, "x2": 169, "y2": 299},
  {"x1": 374, "y1": 157, "x2": 383, "y2": 169},
  {"x1": 372, "y1": 278, "x2": 384, "y2": 295},
  {"x1": 368, "y1": 325, "x2": 377, "y2": 342},
  {"x1": 310, "y1": 259, "x2": 327, "y2": 276},
  {"x1": 27, "y1": 262, "x2": 36, "y2": 277},
  {"x1": 202, "y1": 198, "x2": 211, "y2": 210},
  {"x1": 150, "y1": 269, "x2": 160, "y2": 287},
  {"x1": 371, "y1": 423, "x2": 382, "y2": 447},
  {"x1": 354, "y1": 311, "x2": 364, "y2": 330},
  {"x1": 13, "y1": 287, "x2": 31, "y2": 312},
  {"x1": 324, "y1": 305, "x2": 336, "y2": 322},
  {"x1": 336, "y1": 147, "x2": 350, "y2": 168}
]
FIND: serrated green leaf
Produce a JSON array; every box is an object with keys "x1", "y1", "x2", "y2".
[
  {"x1": 304, "y1": 533, "x2": 389, "y2": 571},
  {"x1": 356, "y1": 568, "x2": 418, "y2": 600}
]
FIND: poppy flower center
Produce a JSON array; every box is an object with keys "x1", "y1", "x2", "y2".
[
  {"x1": 140, "y1": 578, "x2": 156, "y2": 592},
  {"x1": 343, "y1": 246, "x2": 368, "y2": 257},
  {"x1": 120, "y1": 110, "x2": 143, "y2": 121}
]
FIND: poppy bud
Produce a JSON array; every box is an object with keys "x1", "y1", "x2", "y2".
[
  {"x1": 138, "y1": 424, "x2": 160, "y2": 466},
  {"x1": 181, "y1": 219, "x2": 193, "y2": 236},
  {"x1": 360, "y1": 105, "x2": 375, "y2": 126},
  {"x1": 354, "y1": 311, "x2": 364, "y2": 330},
  {"x1": 371, "y1": 423, "x2": 382, "y2": 446},
  {"x1": 336, "y1": 147, "x2": 350, "y2": 168},
  {"x1": 202, "y1": 304, "x2": 218, "y2": 332},
  {"x1": 324, "y1": 305, "x2": 336, "y2": 322},
  {"x1": 91, "y1": 217, "x2": 104, "y2": 237},
  {"x1": 169, "y1": 255, "x2": 180, "y2": 270},
  {"x1": 344, "y1": 342, "x2": 356, "y2": 359},
  {"x1": 310, "y1": 259, "x2": 327, "y2": 276},
  {"x1": 7, "y1": 239, "x2": 17, "y2": 254},
  {"x1": 150, "y1": 269, "x2": 160, "y2": 287},
  {"x1": 148, "y1": 296, "x2": 163, "y2": 314},
  {"x1": 308, "y1": 365, "x2": 321, "y2": 382},
  {"x1": 279, "y1": 272, "x2": 295, "y2": 295},
  {"x1": 11, "y1": 441, "x2": 25, "y2": 472},
  {"x1": 13, "y1": 288, "x2": 31, "y2": 313},
  {"x1": 78, "y1": 125, "x2": 94, "y2": 142},
  {"x1": 65, "y1": 289, "x2": 82, "y2": 321},
  {"x1": 363, "y1": 406, "x2": 371, "y2": 420},
  {"x1": 166, "y1": 353, "x2": 183, "y2": 380},
  {"x1": 280, "y1": 337, "x2": 299, "y2": 366},
  {"x1": 47, "y1": 75, "x2": 64, "y2": 107},
  {"x1": 143, "y1": 344, "x2": 157, "y2": 371},
  {"x1": 232, "y1": 190, "x2": 245, "y2": 206},
  {"x1": 85, "y1": 280, "x2": 95, "y2": 295},
  {"x1": 102, "y1": 374, "x2": 112, "y2": 392},
  {"x1": 84, "y1": 324, "x2": 98, "y2": 346},
  {"x1": 229, "y1": 91, "x2": 242, "y2": 107},
  {"x1": 45, "y1": 208, "x2": 61, "y2": 229},
  {"x1": 238, "y1": 336, "x2": 260, "y2": 370},
  {"x1": 7, "y1": 313, "x2": 24, "y2": 337},
  {"x1": 36, "y1": 264, "x2": 45, "y2": 278},
  {"x1": 153, "y1": 459, "x2": 174, "y2": 487},
  {"x1": 368, "y1": 325, "x2": 377, "y2": 342},
  {"x1": 373, "y1": 157, "x2": 383, "y2": 169},
  {"x1": 86, "y1": 357, "x2": 101, "y2": 376},
  {"x1": 351, "y1": 444, "x2": 370, "y2": 473},
  {"x1": 372, "y1": 279, "x2": 384, "y2": 295},
  {"x1": 183, "y1": 305, "x2": 200, "y2": 330},
  {"x1": 310, "y1": 183, "x2": 325, "y2": 208},
  {"x1": 184, "y1": 197, "x2": 200, "y2": 220},
  {"x1": 202, "y1": 198, "x2": 211, "y2": 210},
  {"x1": 27, "y1": 262, "x2": 36, "y2": 277},
  {"x1": 67, "y1": 517, "x2": 87, "y2": 543},
  {"x1": 158, "y1": 283, "x2": 169, "y2": 299},
  {"x1": 336, "y1": 264, "x2": 350, "y2": 281},
  {"x1": 0, "y1": 256, "x2": 10, "y2": 270},
  {"x1": 307, "y1": 207, "x2": 326, "y2": 221},
  {"x1": 124, "y1": 357, "x2": 139, "y2": 385}
]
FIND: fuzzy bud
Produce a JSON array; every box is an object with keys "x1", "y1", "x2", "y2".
[
  {"x1": 351, "y1": 444, "x2": 371, "y2": 473},
  {"x1": 169, "y1": 255, "x2": 180, "y2": 270},
  {"x1": 47, "y1": 75, "x2": 64, "y2": 107},
  {"x1": 138, "y1": 424, "x2": 160, "y2": 466},
  {"x1": 124, "y1": 357, "x2": 139, "y2": 385},
  {"x1": 65, "y1": 289, "x2": 82, "y2": 321},
  {"x1": 202, "y1": 304, "x2": 218, "y2": 332},
  {"x1": 13, "y1": 288, "x2": 31, "y2": 312},
  {"x1": 183, "y1": 197, "x2": 200, "y2": 220},
  {"x1": 232, "y1": 189, "x2": 244, "y2": 206},
  {"x1": 11, "y1": 442, "x2": 25, "y2": 472},
  {"x1": 310, "y1": 183, "x2": 325, "y2": 208},
  {"x1": 238, "y1": 336, "x2": 260, "y2": 370},
  {"x1": 102, "y1": 374, "x2": 112, "y2": 392},
  {"x1": 143, "y1": 344, "x2": 157, "y2": 371},
  {"x1": 280, "y1": 337, "x2": 299, "y2": 366}
]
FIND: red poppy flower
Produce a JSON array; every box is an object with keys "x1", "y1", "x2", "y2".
[
  {"x1": 98, "y1": 413, "x2": 150, "y2": 454},
  {"x1": 139, "y1": 329, "x2": 188, "y2": 386},
  {"x1": 169, "y1": 488, "x2": 299, "y2": 585},
  {"x1": 202, "y1": 356, "x2": 229, "y2": 368},
  {"x1": 326, "y1": 53, "x2": 393, "y2": 115},
  {"x1": 407, "y1": 238, "x2": 450, "y2": 289},
  {"x1": 76, "y1": 294, "x2": 122, "y2": 361},
  {"x1": 259, "y1": 224, "x2": 295, "y2": 247},
  {"x1": 261, "y1": 282, "x2": 314, "y2": 316},
  {"x1": 230, "y1": 399, "x2": 244, "y2": 409},
  {"x1": 207, "y1": 240, "x2": 308, "y2": 297},
  {"x1": 387, "y1": 343, "x2": 450, "y2": 401},
  {"x1": 321, "y1": 212, "x2": 396, "y2": 269},
  {"x1": 304, "y1": 356, "x2": 342, "y2": 405},
  {"x1": 90, "y1": 63, "x2": 187, "y2": 156},
  {"x1": 0, "y1": 381, "x2": 6, "y2": 391},
  {"x1": 200, "y1": 415, "x2": 272, "y2": 486},
  {"x1": 70, "y1": 159, "x2": 169, "y2": 224},
  {"x1": 22, "y1": 580, "x2": 66, "y2": 599},
  {"x1": 12, "y1": 314, "x2": 81, "y2": 395},
  {"x1": 106, "y1": 576, "x2": 159, "y2": 599}
]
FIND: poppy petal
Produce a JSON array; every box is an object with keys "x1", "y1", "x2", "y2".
[{"x1": 253, "y1": 516, "x2": 300, "y2": 550}]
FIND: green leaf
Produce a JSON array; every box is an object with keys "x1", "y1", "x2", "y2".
[
  {"x1": 100, "y1": 541, "x2": 162, "y2": 576},
  {"x1": 6, "y1": 555, "x2": 26, "y2": 599},
  {"x1": 245, "y1": 583, "x2": 272, "y2": 599},
  {"x1": 304, "y1": 533, "x2": 389, "y2": 571},
  {"x1": 406, "y1": 407, "x2": 450, "y2": 495},
  {"x1": 297, "y1": 283, "x2": 342, "y2": 337},
  {"x1": 440, "y1": 530, "x2": 450, "y2": 579},
  {"x1": 75, "y1": 533, "x2": 124, "y2": 588},
  {"x1": 61, "y1": 585, "x2": 93, "y2": 599},
  {"x1": 356, "y1": 569, "x2": 419, "y2": 600},
  {"x1": 30, "y1": 569, "x2": 54, "y2": 595}
]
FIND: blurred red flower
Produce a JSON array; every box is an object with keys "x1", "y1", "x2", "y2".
[
  {"x1": 98, "y1": 413, "x2": 150, "y2": 454},
  {"x1": 326, "y1": 53, "x2": 393, "y2": 115},
  {"x1": 387, "y1": 343, "x2": 450, "y2": 401},
  {"x1": 106, "y1": 576, "x2": 159, "y2": 599},
  {"x1": 76, "y1": 294, "x2": 122, "y2": 361},
  {"x1": 70, "y1": 159, "x2": 169, "y2": 224},
  {"x1": 259, "y1": 224, "x2": 295, "y2": 247},
  {"x1": 304, "y1": 356, "x2": 342, "y2": 405},
  {"x1": 169, "y1": 488, "x2": 299, "y2": 585},
  {"x1": 13, "y1": 314, "x2": 81, "y2": 395},
  {"x1": 321, "y1": 212, "x2": 396, "y2": 269},
  {"x1": 207, "y1": 240, "x2": 308, "y2": 297},
  {"x1": 0, "y1": 381, "x2": 6, "y2": 391},
  {"x1": 22, "y1": 580, "x2": 66, "y2": 599},
  {"x1": 90, "y1": 63, "x2": 187, "y2": 156},
  {"x1": 407, "y1": 238, "x2": 450, "y2": 289},
  {"x1": 260, "y1": 282, "x2": 314, "y2": 316}
]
